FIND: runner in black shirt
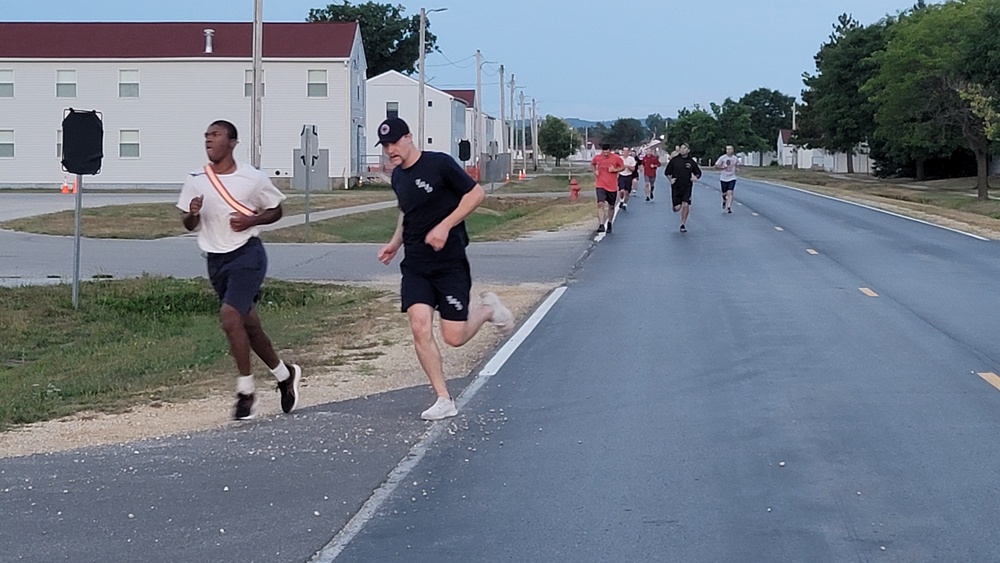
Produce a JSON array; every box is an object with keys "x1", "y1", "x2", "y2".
[
  {"x1": 664, "y1": 143, "x2": 702, "y2": 233},
  {"x1": 376, "y1": 117, "x2": 514, "y2": 420}
]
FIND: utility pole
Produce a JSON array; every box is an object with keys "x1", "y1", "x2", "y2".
[
  {"x1": 474, "y1": 49, "x2": 482, "y2": 166},
  {"x1": 519, "y1": 91, "x2": 526, "y2": 176},
  {"x1": 499, "y1": 65, "x2": 507, "y2": 157},
  {"x1": 418, "y1": 8, "x2": 427, "y2": 151},
  {"x1": 531, "y1": 98, "x2": 538, "y2": 171},
  {"x1": 509, "y1": 74, "x2": 516, "y2": 175},
  {"x1": 250, "y1": 0, "x2": 263, "y2": 168}
]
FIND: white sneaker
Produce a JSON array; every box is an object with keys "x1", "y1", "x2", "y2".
[
  {"x1": 480, "y1": 291, "x2": 514, "y2": 333},
  {"x1": 421, "y1": 396, "x2": 458, "y2": 420}
]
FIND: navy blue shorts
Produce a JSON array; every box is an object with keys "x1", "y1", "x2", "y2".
[
  {"x1": 721, "y1": 180, "x2": 737, "y2": 192},
  {"x1": 400, "y1": 258, "x2": 472, "y2": 322},
  {"x1": 206, "y1": 237, "x2": 266, "y2": 315},
  {"x1": 596, "y1": 188, "x2": 617, "y2": 205}
]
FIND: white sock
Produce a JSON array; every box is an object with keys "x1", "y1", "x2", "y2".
[
  {"x1": 270, "y1": 360, "x2": 290, "y2": 382},
  {"x1": 236, "y1": 375, "x2": 255, "y2": 395}
]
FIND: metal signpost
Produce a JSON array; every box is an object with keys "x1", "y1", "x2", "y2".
[{"x1": 300, "y1": 124, "x2": 319, "y2": 240}]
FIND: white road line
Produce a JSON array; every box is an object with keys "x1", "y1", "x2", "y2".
[
  {"x1": 756, "y1": 180, "x2": 989, "y2": 241},
  {"x1": 310, "y1": 286, "x2": 569, "y2": 562}
]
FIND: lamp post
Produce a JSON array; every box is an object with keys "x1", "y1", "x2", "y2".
[{"x1": 418, "y1": 7, "x2": 446, "y2": 151}]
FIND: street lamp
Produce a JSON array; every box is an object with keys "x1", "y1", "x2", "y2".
[
  {"x1": 418, "y1": 7, "x2": 446, "y2": 151},
  {"x1": 251, "y1": 0, "x2": 263, "y2": 168}
]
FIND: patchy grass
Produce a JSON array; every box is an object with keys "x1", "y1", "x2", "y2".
[
  {"x1": 262, "y1": 196, "x2": 593, "y2": 243},
  {"x1": 0, "y1": 193, "x2": 396, "y2": 239},
  {"x1": 495, "y1": 173, "x2": 596, "y2": 193},
  {"x1": 0, "y1": 277, "x2": 386, "y2": 430},
  {"x1": 741, "y1": 168, "x2": 1000, "y2": 237}
]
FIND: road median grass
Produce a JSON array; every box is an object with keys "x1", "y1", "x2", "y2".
[
  {"x1": 494, "y1": 173, "x2": 595, "y2": 194},
  {"x1": 0, "y1": 193, "x2": 395, "y2": 239},
  {"x1": 0, "y1": 276, "x2": 387, "y2": 431},
  {"x1": 261, "y1": 196, "x2": 594, "y2": 243},
  {"x1": 741, "y1": 168, "x2": 1000, "y2": 237}
]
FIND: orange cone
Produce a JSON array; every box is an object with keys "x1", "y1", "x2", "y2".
[
  {"x1": 61, "y1": 178, "x2": 69, "y2": 194},
  {"x1": 72, "y1": 178, "x2": 78, "y2": 194}
]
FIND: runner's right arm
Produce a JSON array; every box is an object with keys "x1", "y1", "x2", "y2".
[{"x1": 378, "y1": 211, "x2": 404, "y2": 264}]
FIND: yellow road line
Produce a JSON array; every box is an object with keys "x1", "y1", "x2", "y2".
[
  {"x1": 978, "y1": 372, "x2": 1000, "y2": 393},
  {"x1": 806, "y1": 249, "x2": 819, "y2": 255},
  {"x1": 775, "y1": 227, "x2": 784, "y2": 232},
  {"x1": 859, "y1": 287, "x2": 879, "y2": 297}
]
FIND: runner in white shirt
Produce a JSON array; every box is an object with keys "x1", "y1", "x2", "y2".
[
  {"x1": 617, "y1": 150, "x2": 637, "y2": 211},
  {"x1": 177, "y1": 120, "x2": 302, "y2": 420},
  {"x1": 714, "y1": 145, "x2": 740, "y2": 213}
]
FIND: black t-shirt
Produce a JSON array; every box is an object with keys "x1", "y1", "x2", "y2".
[
  {"x1": 392, "y1": 151, "x2": 477, "y2": 264},
  {"x1": 665, "y1": 155, "x2": 702, "y2": 187}
]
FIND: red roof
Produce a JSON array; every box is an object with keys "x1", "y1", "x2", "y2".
[
  {"x1": 780, "y1": 129, "x2": 793, "y2": 144},
  {"x1": 444, "y1": 89, "x2": 475, "y2": 107},
  {"x1": 0, "y1": 22, "x2": 358, "y2": 59}
]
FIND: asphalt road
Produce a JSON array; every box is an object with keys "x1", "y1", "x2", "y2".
[
  {"x1": 6, "y1": 174, "x2": 1000, "y2": 561},
  {"x1": 334, "y1": 174, "x2": 1000, "y2": 562}
]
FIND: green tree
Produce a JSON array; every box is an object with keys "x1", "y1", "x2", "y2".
[
  {"x1": 603, "y1": 118, "x2": 648, "y2": 149},
  {"x1": 711, "y1": 98, "x2": 769, "y2": 157},
  {"x1": 738, "y1": 88, "x2": 795, "y2": 148},
  {"x1": 960, "y1": 0, "x2": 1000, "y2": 141},
  {"x1": 865, "y1": 0, "x2": 991, "y2": 195},
  {"x1": 537, "y1": 116, "x2": 578, "y2": 166},
  {"x1": 308, "y1": 1, "x2": 437, "y2": 78},
  {"x1": 667, "y1": 107, "x2": 719, "y2": 160},
  {"x1": 645, "y1": 113, "x2": 667, "y2": 138},
  {"x1": 801, "y1": 13, "x2": 889, "y2": 172}
]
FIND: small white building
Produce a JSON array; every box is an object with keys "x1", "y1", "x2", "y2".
[
  {"x1": 366, "y1": 70, "x2": 466, "y2": 164},
  {"x1": 444, "y1": 90, "x2": 503, "y2": 162},
  {"x1": 0, "y1": 22, "x2": 367, "y2": 188}
]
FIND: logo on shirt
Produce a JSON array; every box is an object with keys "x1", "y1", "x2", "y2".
[
  {"x1": 415, "y1": 179, "x2": 434, "y2": 193},
  {"x1": 445, "y1": 295, "x2": 463, "y2": 311}
]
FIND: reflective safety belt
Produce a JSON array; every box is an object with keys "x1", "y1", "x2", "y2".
[{"x1": 203, "y1": 164, "x2": 255, "y2": 216}]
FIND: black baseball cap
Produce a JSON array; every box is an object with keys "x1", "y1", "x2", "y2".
[{"x1": 375, "y1": 117, "x2": 410, "y2": 146}]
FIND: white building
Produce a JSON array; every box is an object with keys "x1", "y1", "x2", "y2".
[
  {"x1": 444, "y1": 90, "x2": 503, "y2": 161},
  {"x1": 0, "y1": 22, "x2": 366, "y2": 188},
  {"x1": 366, "y1": 70, "x2": 466, "y2": 165}
]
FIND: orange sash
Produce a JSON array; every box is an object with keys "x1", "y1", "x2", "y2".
[{"x1": 204, "y1": 164, "x2": 255, "y2": 216}]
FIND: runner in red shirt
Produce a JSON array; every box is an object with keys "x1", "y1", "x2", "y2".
[
  {"x1": 590, "y1": 143, "x2": 624, "y2": 233},
  {"x1": 642, "y1": 148, "x2": 661, "y2": 202}
]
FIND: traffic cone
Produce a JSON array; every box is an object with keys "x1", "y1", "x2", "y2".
[
  {"x1": 61, "y1": 178, "x2": 69, "y2": 194},
  {"x1": 505, "y1": 173, "x2": 510, "y2": 183}
]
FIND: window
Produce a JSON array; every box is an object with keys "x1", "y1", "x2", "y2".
[
  {"x1": 428, "y1": 100, "x2": 433, "y2": 107},
  {"x1": 386, "y1": 102, "x2": 399, "y2": 119},
  {"x1": 0, "y1": 130, "x2": 13, "y2": 158},
  {"x1": 119, "y1": 70, "x2": 139, "y2": 98},
  {"x1": 119, "y1": 130, "x2": 140, "y2": 158},
  {"x1": 56, "y1": 70, "x2": 76, "y2": 98},
  {"x1": 56, "y1": 129, "x2": 62, "y2": 159},
  {"x1": 244, "y1": 69, "x2": 265, "y2": 97},
  {"x1": 0, "y1": 70, "x2": 12, "y2": 98},
  {"x1": 307, "y1": 69, "x2": 327, "y2": 97},
  {"x1": 427, "y1": 137, "x2": 433, "y2": 145}
]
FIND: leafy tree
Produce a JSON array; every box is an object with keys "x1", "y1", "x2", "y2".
[
  {"x1": 801, "y1": 14, "x2": 889, "y2": 172},
  {"x1": 865, "y1": 0, "x2": 991, "y2": 195},
  {"x1": 645, "y1": 113, "x2": 667, "y2": 138},
  {"x1": 711, "y1": 98, "x2": 769, "y2": 157},
  {"x1": 960, "y1": 0, "x2": 1000, "y2": 141},
  {"x1": 308, "y1": 1, "x2": 437, "y2": 78},
  {"x1": 738, "y1": 88, "x2": 795, "y2": 149},
  {"x1": 603, "y1": 118, "x2": 648, "y2": 149},
  {"x1": 537, "y1": 116, "x2": 578, "y2": 166},
  {"x1": 667, "y1": 107, "x2": 719, "y2": 159}
]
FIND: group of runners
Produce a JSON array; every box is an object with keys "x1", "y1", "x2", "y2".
[
  {"x1": 590, "y1": 143, "x2": 741, "y2": 234},
  {"x1": 176, "y1": 116, "x2": 745, "y2": 424}
]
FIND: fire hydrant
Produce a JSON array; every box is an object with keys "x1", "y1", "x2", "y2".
[{"x1": 569, "y1": 178, "x2": 580, "y2": 201}]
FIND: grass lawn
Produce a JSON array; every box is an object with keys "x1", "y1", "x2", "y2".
[
  {"x1": 740, "y1": 168, "x2": 1000, "y2": 231},
  {"x1": 495, "y1": 173, "x2": 596, "y2": 194},
  {"x1": 261, "y1": 196, "x2": 594, "y2": 243},
  {"x1": 0, "y1": 193, "x2": 395, "y2": 239},
  {"x1": 0, "y1": 277, "x2": 387, "y2": 430}
]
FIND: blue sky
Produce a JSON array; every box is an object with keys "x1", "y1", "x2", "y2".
[{"x1": 6, "y1": 0, "x2": 927, "y2": 122}]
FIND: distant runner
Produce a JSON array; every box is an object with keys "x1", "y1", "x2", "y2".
[
  {"x1": 591, "y1": 143, "x2": 624, "y2": 233},
  {"x1": 642, "y1": 148, "x2": 661, "y2": 201},
  {"x1": 715, "y1": 145, "x2": 740, "y2": 213}
]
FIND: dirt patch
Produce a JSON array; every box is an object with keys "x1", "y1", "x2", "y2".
[{"x1": 0, "y1": 282, "x2": 553, "y2": 459}]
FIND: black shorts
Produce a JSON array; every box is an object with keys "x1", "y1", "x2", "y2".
[
  {"x1": 596, "y1": 188, "x2": 617, "y2": 205},
  {"x1": 400, "y1": 258, "x2": 472, "y2": 322},
  {"x1": 721, "y1": 180, "x2": 737, "y2": 193},
  {"x1": 672, "y1": 183, "x2": 693, "y2": 207},
  {"x1": 206, "y1": 237, "x2": 266, "y2": 315},
  {"x1": 617, "y1": 175, "x2": 632, "y2": 192}
]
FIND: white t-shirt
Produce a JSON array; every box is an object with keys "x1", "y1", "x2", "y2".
[
  {"x1": 176, "y1": 161, "x2": 286, "y2": 253},
  {"x1": 619, "y1": 155, "x2": 636, "y2": 176},
  {"x1": 715, "y1": 155, "x2": 739, "y2": 182}
]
